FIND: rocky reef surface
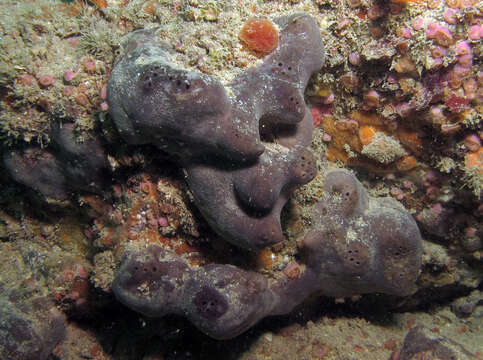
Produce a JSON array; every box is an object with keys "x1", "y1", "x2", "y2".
[{"x1": 0, "y1": 0, "x2": 482, "y2": 359}]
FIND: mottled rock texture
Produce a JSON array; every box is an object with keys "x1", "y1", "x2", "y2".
[
  {"x1": 0, "y1": 281, "x2": 66, "y2": 360},
  {"x1": 107, "y1": 13, "x2": 324, "y2": 250},
  {"x1": 399, "y1": 326, "x2": 476, "y2": 360},
  {"x1": 450, "y1": 290, "x2": 482, "y2": 318}
]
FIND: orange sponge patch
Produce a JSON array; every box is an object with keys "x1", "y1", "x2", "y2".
[{"x1": 239, "y1": 18, "x2": 279, "y2": 54}]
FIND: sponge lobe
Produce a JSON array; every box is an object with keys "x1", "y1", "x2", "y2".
[
  {"x1": 107, "y1": 32, "x2": 263, "y2": 162},
  {"x1": 112, "y1": 245, "x2": 190, "y2": 317},
  {"x1": 302, "y1": 170, "x2": 422, "y2": 297},
  {"x1": 368, "y1": 209, "x2": 422, "y2": 295},
  {"x1": 107, "y1": 13, "x2": 324, "y2": 250},
  {"x1": 113, "y1": 171, "x2": 423, "y2": 340},
  {"x1": 3, "y1": 123, "x2": 109, "y2": 201},
  {"x1": 193, "y1": 286, "x2": 229, "y2": 320},
  {"x1": 113, "y1": 245, "x2": 275, "y2": 340}
]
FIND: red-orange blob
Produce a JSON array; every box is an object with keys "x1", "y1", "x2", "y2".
[
  {"x1": 359, "y1": 125, "x2": 377, "y2": 146},
  {"x1": 396, "y1": 155, "x2": 418, "y2": 171},
  {"x1": 90, "y1": 0, "x2": 108, "y2": 8},
  {"x1": 239, "y1": 18, "x2": 279, "y2": 54},
  {"x1": 465, "y1": 147, "x2": 483, "y2": 173}
]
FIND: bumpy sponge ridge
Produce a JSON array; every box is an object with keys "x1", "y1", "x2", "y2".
[{"x1": 113, "y1": 171, "x2": 422, "y2": 339}]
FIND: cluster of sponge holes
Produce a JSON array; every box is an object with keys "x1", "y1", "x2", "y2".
[
  {"x1": 284, "y1": 91, "x2": 302, "y2": 115},
  {"x1": 340, "y1": 241, "x2": 370, "y2": 275},
  {"x1": 297, "y1": 152, "x2": 315, "y2": 181},
  {"x1": 382, "y1": 244, "x2": 413, "y2": 282},
  {"x1": 277, "y1": 89, "x2": 304, "y2": 118},
  {"x1": 273, "y1": 61, "x2": 296, "y2": 77},
  {"x1": 327, "y1": 183, "x2": 359, "y2": 215},
  {"x1": 131, "y1": 259, "x2": 163, "y2": 284},
  {"x1": 346, "y1": 248, "x2": 362, "y2": 267},
  {"x1": 390, "y1": 244, "x2": 410, "y2": 259},
  {"x1": 140, "y1": 65, "x2": 166, "y2": 92},
  {"x1": 288, "y1": 95, "x2": 300, "y2": 106},
  {"x1": 133, "y1": 263, "x2": 158, "y2": 273},
  {"x1": 193, "y1": 286, "x2": 229, "y2": 320},
  {"x1": 331, "y1": 185, "x2": 354, "y2": 202},
  {"x1": 171, "y1": 76, "x2": 192, "y2": 93},
  {"x1": 140, "y1": 65, "x2": 193, "y2": 94},
  {"x1": 128, "y1": 258, "x2": 179, "y2": 294}
]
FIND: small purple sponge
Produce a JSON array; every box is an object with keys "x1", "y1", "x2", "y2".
[
  {"x1": 302, "y1": 170, "x2": 422, "y2": 297},
  {"x1": 3, "y1": 123, "x2": 109, "y2": 201}
]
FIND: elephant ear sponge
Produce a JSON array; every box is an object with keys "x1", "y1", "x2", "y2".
[{"x1": 302, "y1": 170, "x2": 422, "y2": 297}]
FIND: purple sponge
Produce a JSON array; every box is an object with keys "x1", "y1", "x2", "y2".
[
  {"x1": 302, "y1": 170, "x2": 422, "y2": 297},
  {"x1": 113, "y1": 172, "x2": 422, "y2": 339},
  {"x1": 107, "y1": 13, "x2": 324, "y2": 249}
]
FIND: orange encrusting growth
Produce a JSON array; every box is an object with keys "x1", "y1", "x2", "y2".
[
  {"x1": 239, "y1": 18, "x2": 279, "y2": 54},
  {"x1": 90, "y1": 0, "x2": 107, "y2": 9},
  {"x1": 143, "y1": 2, "x2": 156, "y2": 15},
  {"x1": 359, "y1": 125, "x2": 377, "y2": 146},
  {"x1": 465, "y1": 147, "x2": 483, "y2": 173},
  {"x1": 320, "y1": 111, "x2": 420, "y2": 173},
  {"x1": 321, "y1": 115, "x2": 361, "y2": 163},
  {"x1": 397, "y1": 155, "x2": 418, "y2": 171},
  {"x1": 322, "y1": 112, "x2": 383, "y2": 163},
  {"x1": 350, "y1": 110, "x2": 385, "y2": 127},
  {"x1": 255, "y1": 248, "x2": 275, "y2": 269},
  {"x1": 397, "y1": 130, "x2": 423, "y2": 155}
]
